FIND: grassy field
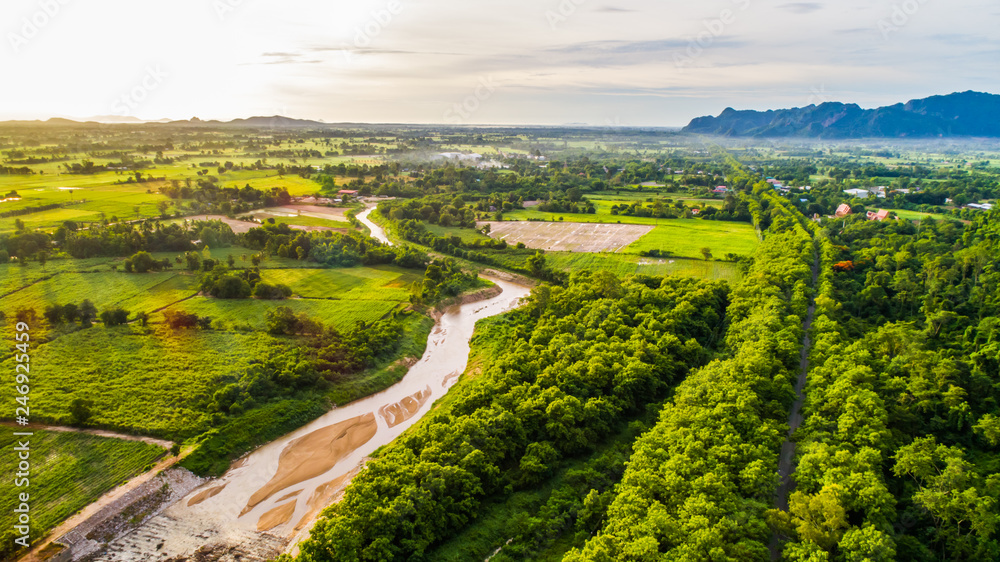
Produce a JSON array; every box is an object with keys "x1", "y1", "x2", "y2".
[
  {"x1": 265, "y1": 215, "x2": 352, "y2": 229},
  {"x1": 0, "y1": 430, "x2": 166, "y2": 555},
  {"x1": 876, "y1": 208, "x2": 951, "y2": 221},
  {"x1": 495, "y1": 214, "x2": 758, "y2": 260},
  {"x1": 622, "y1": 220, "x2": 759, "y2": 258},
  {"x1": 425, "y1": 223, "x2": 493, "y2": 244},
  {"x1": 546, "y1": 252, "x2": 741, "y2": 282},
  {"x1": 260, "y1": 266, "x2": 421, "y2": 301},
  {"x1": 0, "y1": 272, "x2": 198, "y2": 316},
  {"x1": 163, "y1": 297, "x2": 403, "y2": 332},
  {"x1": 0, "y1": 327, "x2": 292, "y2": 438},
  {"x1": 0, "y1": 181, "x2": 172, "y2": 233}
]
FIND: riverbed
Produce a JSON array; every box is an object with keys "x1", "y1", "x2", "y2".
[{"x1": 91, "y1": 276, "x2": 530, "y2": 560}]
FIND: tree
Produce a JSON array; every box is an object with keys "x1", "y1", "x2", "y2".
[
  {"x1": 124, "y1": 251, "x2": 157, "y2": 273},
  {"x1": 43, "y1": 304, "x2": 63, "y2": 325},
  {"x1": 99, "y1": 308, "x2": 129, "y2": 326},
  {"x1": 974, "y1": 414, "x2": 1000, "y2": 447},
  {"x1": 894, "y1": 437, "x2": 1000, "y2": 548},
  {"x1": 700, "y1": 247, "x2": 713, "y2": 260},
  {"x1": 78, "y1": 300, "x2": 98, "y2": 327},
  {"x1": 69, "y1": 398, "x2": 93, "y2": 425},
  {"x1": 164, "y1": 310, "x2": 199, "y2": 329},
  {"x1": 838, "y1": 525, "x2": 896, "y2": 562},
  {"x1": 62, "y1": 303, "x2": 79, "y2": 323}
]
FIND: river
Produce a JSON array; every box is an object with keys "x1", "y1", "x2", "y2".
[
  {"x1": 90, "y1": 275, "x2": 531, "y2": 560},
  {"x1": 356, "y1": 205, "x2": 392, "y2": 246}
]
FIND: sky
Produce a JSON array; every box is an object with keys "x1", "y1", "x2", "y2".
[{"x1": 0, "y1": 0, "x2": 997, "y2": 126}]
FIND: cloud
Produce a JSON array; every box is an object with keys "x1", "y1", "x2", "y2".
[{"x1": 778, "y1": 2, "x2": 824, "y2": 14}]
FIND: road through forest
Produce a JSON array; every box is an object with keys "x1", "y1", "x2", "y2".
[{"x1": 770, "y1": 243, "x2": 820, "y2": 559}]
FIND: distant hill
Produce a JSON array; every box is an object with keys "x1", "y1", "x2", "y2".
[{"x1": 683, "y1": 91, "x2": 1000, "y2": 138}]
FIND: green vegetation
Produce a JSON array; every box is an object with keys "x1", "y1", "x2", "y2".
[
  {"x1": 622, "y1": 218, "x2": 760, "y2": 259},
  {"x1": 770, "y1": 210, "x2": 1000, "y2": 560},
  {"x1": 260, "y1": 266, "x2": 420, "y2": 301},
  {"x1": 0, "y1": 328, "x2": 292, "y2": 438},
  {"x1": 544, "y1": 252, "x2": 742, "y2": 282},
  {"x1": 4, "y1": 122, "x2": 1000, "y2": 560},
  {"x1": 569, "y1": 191, "x2": 815, "y2": 561},
  {"x1": 0, "y1": 272, "x2": 197, "y2": 314},
  {"x1": 0, "y1": 430, "x2": 165, "y2": 556},
  {"x1": 164, "y1": 297, "x2": 401, "y2": 332},
  {"x1": 295, "y1": 272, "x2": 729, "y2": 561}
]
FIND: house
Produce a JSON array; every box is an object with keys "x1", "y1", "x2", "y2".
[
  {"x1": 967, "y1": 203, "x2": 994, "y2": 211},
  {"x1": 338, "y1": 190, "x2": 359, "y2": 196},
  {"x1": 712, "y1": 186, "x2": 729, "y2": 194},
  {"x1": 691, "y1": 208, "x2": 700, "y2": 215},
  {"x1": 835, "y1": 204, "x2": 852, "y2": 218},
  {"x1": 866, "y1": 210, "x2": 891, "y2": 222},
  {"x1": 844, "y1": 188, "x2": 870, "y2": 198}
]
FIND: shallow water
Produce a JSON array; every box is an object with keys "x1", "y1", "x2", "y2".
[{"x1": 356, "y1": 206, "x2": 392, "y2": 245}]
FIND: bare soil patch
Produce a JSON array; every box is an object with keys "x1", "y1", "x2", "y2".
[
  {"x1": 479, "y1": 221, "x2": 653, "y2": 253},
  {"x1": 241, "y1": 413, "x2": 377, "y2": 516}
]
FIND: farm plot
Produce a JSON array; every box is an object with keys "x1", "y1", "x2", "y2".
[
  {"x1": 163, "y1": 297, "x2": 402, "y2": 332},
  {"x1": 260, "y1": 266, "x2": 420, "y2": 301},
  {"x1": 546, "y1": 253, "x2": 742, "y2": 282},
  {"x1": 0, "y1": 272, "x2": 198, "y2": 315},
  {"x1": 250, "y1": 205, "x2": 353, "y2": 229},
  {"x1": 0, "y1": 328, "x2": 290, "y2": 438},
  {"x1": 0, "y1": 431, "x2": 166, "y2": 557},
  {"x1": 480, "y1": 221, "x2": 653, "y2": 253},
  {"x1": 622, "y1": 220, "x2": 760, "y2": 259}
]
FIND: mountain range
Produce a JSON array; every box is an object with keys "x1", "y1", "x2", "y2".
[{"x1": 683, "y1": 91, "x2": 1000, "y2": 138}]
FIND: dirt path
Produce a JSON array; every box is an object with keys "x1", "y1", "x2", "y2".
[
  {"x1": 769, "y1": 243, "x2": 820, "y2": 559},
  {"x1": 0, "y1": 422, "x2": 174, "y2": 450}
]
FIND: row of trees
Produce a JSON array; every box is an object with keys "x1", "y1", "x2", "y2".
[
  {"x1": 774, "y1": 210, "x2": 1000, "y2": 560},
  {"x1": 568, "y1": 214, "x2": 815, "y2": 560},
  {"x1": 293, "y1": 272, "x2": 730, "y2": 561}
]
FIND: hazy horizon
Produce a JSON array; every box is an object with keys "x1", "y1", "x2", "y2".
[{"x1": 2, "y1": 0, "x2": 998, "y2": 126}]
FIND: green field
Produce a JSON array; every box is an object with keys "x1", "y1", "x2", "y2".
[
  {"x1": 875, "y1": 208, "x2": 951, "y2": 221},
  {"x1": 0, "y1": 272, "x2": 198, "y2": 316},
  {"x1": 0, "y1": 182, "x2": 172, "y2": 233},
  {"x1": 0, "y1": 328, "x2": 291, "y2": 438},
  {"x1": 261, "y1": 266, "x2": 421, "y2": 301},
  {"x1": 501, "y1": 200, "x2": 759, "y2": 259},
  {"x1": 163, "y1": 297, "x2": 402, "y2": 332},
  {"x1": 0, "y1": 430, "x2": 166, "y2": 555},
  {"x1": 425, "y1": 223, "x2": 493, "y2": 244},
  {"x1": 546, "y1": 252, "x2": 741, "y2": 282},
  {"x1": 266, "y1": 215, "x2": 352, "y2": 229},
  {"x1": 623, "y1": 220, "x2": 760, "y2": 258}
]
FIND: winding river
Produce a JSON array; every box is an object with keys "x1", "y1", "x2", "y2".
[
  {"x1": 357, "y1": 206, "x2": 392, "y2": 246},
  {"x1": 90, "y1": 203, "x2": 530, "y2": 560}
]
